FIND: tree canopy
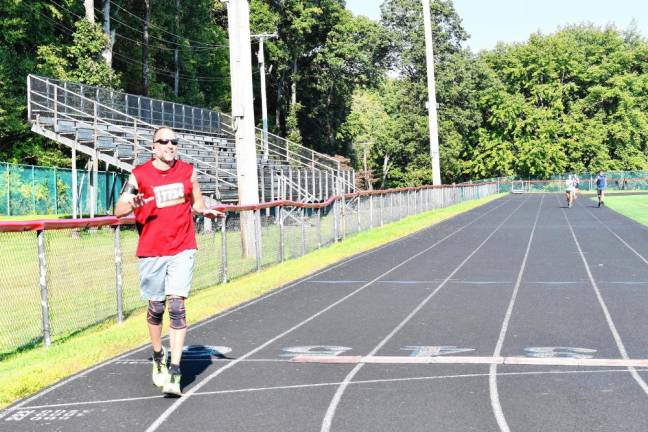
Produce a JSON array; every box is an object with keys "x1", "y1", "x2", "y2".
[{"x1": 0, "y1": 1, "x2": 647, "y2": 187}]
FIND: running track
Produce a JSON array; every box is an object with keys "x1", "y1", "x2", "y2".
[{"x1": 3, "y1": 193, "x2": 648, "y2": 431}]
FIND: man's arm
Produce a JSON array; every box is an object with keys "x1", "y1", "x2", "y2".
[
  {"x1": 115, "y1": 174, "x2": 144, "y2": 218},
  {"x1": 190, "y1": 168, "x2": 223, "y2": 219}
]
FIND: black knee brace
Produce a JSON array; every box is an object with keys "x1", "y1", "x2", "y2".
[
  {"x1": 147, "y1": 300, "x2": 165, "y2": 326},
  {"x1": 168, "y1": 297, "x2": 187, "y2": 329}
]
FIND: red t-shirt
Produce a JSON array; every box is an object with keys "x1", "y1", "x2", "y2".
[{"x1": 132, "y1": 159, "x2": 197, "y2": 257}]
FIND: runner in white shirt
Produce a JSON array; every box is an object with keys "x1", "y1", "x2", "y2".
[{"x1": 565, "y1": 175, "x2": 575, "y2": 208}]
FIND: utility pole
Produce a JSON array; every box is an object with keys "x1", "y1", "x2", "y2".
[
  {"x1": 252, "y1": 33, "x2": 277, "y2": 162},
  {"x1": 225, "y1": 0, "x2": 260, "y2": 258},
  {"x1": 422, "y1": 0, "x2": 441, "y2": 185}
]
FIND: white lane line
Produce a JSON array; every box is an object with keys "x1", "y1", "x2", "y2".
[
  {"x1": 562, "y1": 197, "x2": 648, "y2": 396},
  {"x1": 489, "y1": 194, "x2": 544, "y2": 432},
  {"x1": 3, "y1": 199, "x2": 509, "y2": 416},
  {"x1": 313, "y1": 280, "x2": 517, "y2": 285},
  {"x1": 292, "y1": 354, "x2": 648, "y2": 367},
  {"x1": 113, "y1": 358, "x2": 292, "y2": 364},
  {"x1": 320, "y1": 197, "x2": 530, "y2": 432},
  {"x1": 11, "y1": 368, "x2": 645, "y2": 412},
  {"x1": 144, "y1": 197, "x2": 517, "y2": 432},
  {"x1": 583, "y1": 203, "x2": 648, "y2": 268}
]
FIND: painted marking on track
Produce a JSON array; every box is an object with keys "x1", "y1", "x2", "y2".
[
  {"x1": 146, "y1": 198, "x2": 514, "y2": 432},
  {"x1": 281, "y1": 346, "x2": 352, "y2": 359},
  {"x1": 524, "y1": 347, "x2": 597, "y2": 359},
  {"x1": 3, "y1": 409, "x2": 92, "y2": 423},
  {"x1": 292, "y1": 355, "x2": 648, "y2": 367},
  {"x1": 320, "y1": 197, "x2": 530, "y2": 432},
  {"x1": 8, "y1": 368, "x2": 648, "y2": 414},
  {"x1": 9, "y1": 204, "x2": 450, "y2": 414},
  {"x1": 402, "y1": 346, "x2": 475, "y2": 357},
  {"x1": 114, "y1": 358, "x2": 289, "y2": 365}
]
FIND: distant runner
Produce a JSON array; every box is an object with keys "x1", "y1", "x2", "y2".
[
  {"x1": 573, "y1": 174, "x2": 580, "y2": 200},
  {"x1": 565, "y1": 175, "x2": 576, "y2": 208},
  {"x1": 596, "y1": 170, "x2": 606, "y2": 207}
]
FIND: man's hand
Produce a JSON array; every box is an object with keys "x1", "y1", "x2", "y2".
[
  {"x1": 126, "y1": 193, "x2": 149, "y2": 209},
  {"x1": 200, "y1": 208, "x2": 225, "y2": 219}
]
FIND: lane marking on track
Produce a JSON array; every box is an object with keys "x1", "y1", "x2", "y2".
[
  {"x1": 2, "y1": 197, "x2": 509, "y2": 417},
  {"x1": 9, "y1": 368, "x2": 648, "y2": 413},
  {"x1": 562, "y1": 196, "x2": 648, "y2": 396},
  {"x1": 582, "y1": 201, "x2": 648, "y2": 269},
  {"x1": 291, "y1": 354, "x2": 648, "y2": 367},
  {"x1": 489, "y1": 194, "x2": 544, "y2": 432},
  {"x1": 320, "y1": 197, "x2": 531, "y2": 432},
  {"x1": 313, "y1": 279, "x2": 648, "y2": 285},
  {"x1": 144, "y1": 197, "x2": 517, "y2": 432}
]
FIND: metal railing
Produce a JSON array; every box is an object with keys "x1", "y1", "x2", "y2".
[
  {"x1": 0, "y1": 182, "x2": 497, "y2": 354},
  {"x1": 28, "y1": 75, "x2": 355, "y2": 199},
  {"x1": 28, "y1": 75, "x2": 238, "y2": 197}
]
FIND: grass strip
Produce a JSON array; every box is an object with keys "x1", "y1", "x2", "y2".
[
  {"x1": 0, "y1": 193, "x2": 504, "y2": 408},
  {"x1": 593, "y1": 194, "x2": 648, "y2": 226}
]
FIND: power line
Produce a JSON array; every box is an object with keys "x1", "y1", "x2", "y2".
[
  {"x1": 108, "y1": 0, "x2": 227, "y2": 48},
  {"x1": 111, "y1": 51, "x2": 227, "y2": 82},
  {"x1": 27, "y1": 3, "x2": 229, "y2": 83},
  {"x1": 47, "y1": 0, "x2": 228, "y2": 52},
  {"x1": 96, "y1": 4, "x2": 228, "y2": 51}
]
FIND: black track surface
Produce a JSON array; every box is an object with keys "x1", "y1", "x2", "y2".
[{"x1": 3, "y1": 194, "x2": 648, "y2": 431}]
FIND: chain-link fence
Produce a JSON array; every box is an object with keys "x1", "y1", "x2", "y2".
[
  {"x1": 482, "y1": 171, "x2": 648, "y2": 194},
  {"x1": 0, "y1": 162, "x2": 127, "y2": 217},
  {"x1": 0, "y1": 182, "x2": 497, "y2": 355}
]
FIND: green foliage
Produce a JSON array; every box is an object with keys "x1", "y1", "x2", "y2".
[
  {"x1": 465, "y1": 24, "x2": 648, "y2": 178},
  {"x1": 37, "y1": 19, "x2": 121, "y2": 87},
  {"x1": 1, "y1": 0, "x2": 647, "y2": 187}
]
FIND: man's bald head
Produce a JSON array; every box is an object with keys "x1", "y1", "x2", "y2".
[{"x1": 153, "y1": 127, "x2": 175, "y2": 142}]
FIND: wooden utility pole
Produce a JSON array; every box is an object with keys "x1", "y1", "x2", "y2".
[
  {"x1": 226, "y1": 0, "x2": 260, "y2": 258},
  {"x1": 102, "y1": 0, "x2": 115, "y2": 67},
  {"x1": 252, "y1": 33, "x2": 277, "y2": 162},
  {"x1": 174, "y1": 0, "x2": 181, "y2": 97},
  {"x1": 84, "y1": 0, "x2": 94, "y2": 22},
  {"x1": 142, "y1": 0, "x2": 150, "y2": 96}
]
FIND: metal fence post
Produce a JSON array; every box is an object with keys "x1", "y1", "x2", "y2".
[
  {"x1": 220, "y1": 215, "x2": 228, "y2": 283},
  {"x1": 6, "y1": 162, "x2": 10, "y2": 216},
  {"x1": 31, "y1": 165, "x2": 36, "y2": 213},
  {"x1": 413, "y1": 189, "x2": 417, "y2": 215},
  {"x1": 369, "y1": 194, "x2": 374, "y2": 228},
  {"x1": 333, "y1": 197, "x2": 339, "y2": 242},
  {"x1": 356, "y1": 197, "x2": 361, "y2": 233},
  {"x1": 341, "y1": 190, "x2": 347, "y2": 239},
  {"x1": 379, "y1": 193, "x2": 384, "y2": 226},
  {"x1": 114, "y1": 224, "x2": 124, "y2": 324},
  {"x1": 279, "y1": 207, "x2": 285, "y2": 261},
  {"x1": 37, "y1": 229, "x2": 51, "y2": 347},
  {"x1": 317, "y1": 207, "x2": 322, "y2": 248},
  {"x1": 254, "y1": 209, "x2": 262, "y2": 271},
  {"x1": 301, "y1": 207, "x2": 306, "y2": 256}
]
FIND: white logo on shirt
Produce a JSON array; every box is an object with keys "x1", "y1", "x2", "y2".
[{"x1": 153, "y1": 183, "x2": 185, "y2": 208}]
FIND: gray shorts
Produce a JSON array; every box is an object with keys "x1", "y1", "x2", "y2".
[{"x1": 138, "y1": 249, "x2": 196, "y2": 301}]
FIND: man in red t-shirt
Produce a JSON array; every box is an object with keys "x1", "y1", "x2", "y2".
[{"x1": 115, "y1": 126, "x2": 222, "y2": 396}]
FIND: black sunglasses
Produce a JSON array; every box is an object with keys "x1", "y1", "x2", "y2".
[{"x1": 155, "y1": 138, "x2": 179, "y2": 145}]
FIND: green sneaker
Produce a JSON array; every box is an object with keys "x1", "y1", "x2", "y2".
[
  {"x1": 162, "y1": 372, "x2": 182, "y2": 396},
  {"x1": 152, "y1": 347, "x2": 169, "y2": 389}
]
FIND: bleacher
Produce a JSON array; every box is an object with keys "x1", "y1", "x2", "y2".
[{"x1": 27, "y1": 75, "x2": 355, "y2": 203}]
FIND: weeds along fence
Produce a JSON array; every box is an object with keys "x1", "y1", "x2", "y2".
[{"x1": 0, "y1": 182, "x2": 497, "y2": 354}]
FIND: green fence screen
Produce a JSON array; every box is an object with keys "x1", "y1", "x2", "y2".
[{"x1": 0, "y1": 162, "x2": 127, "y2": 217}]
